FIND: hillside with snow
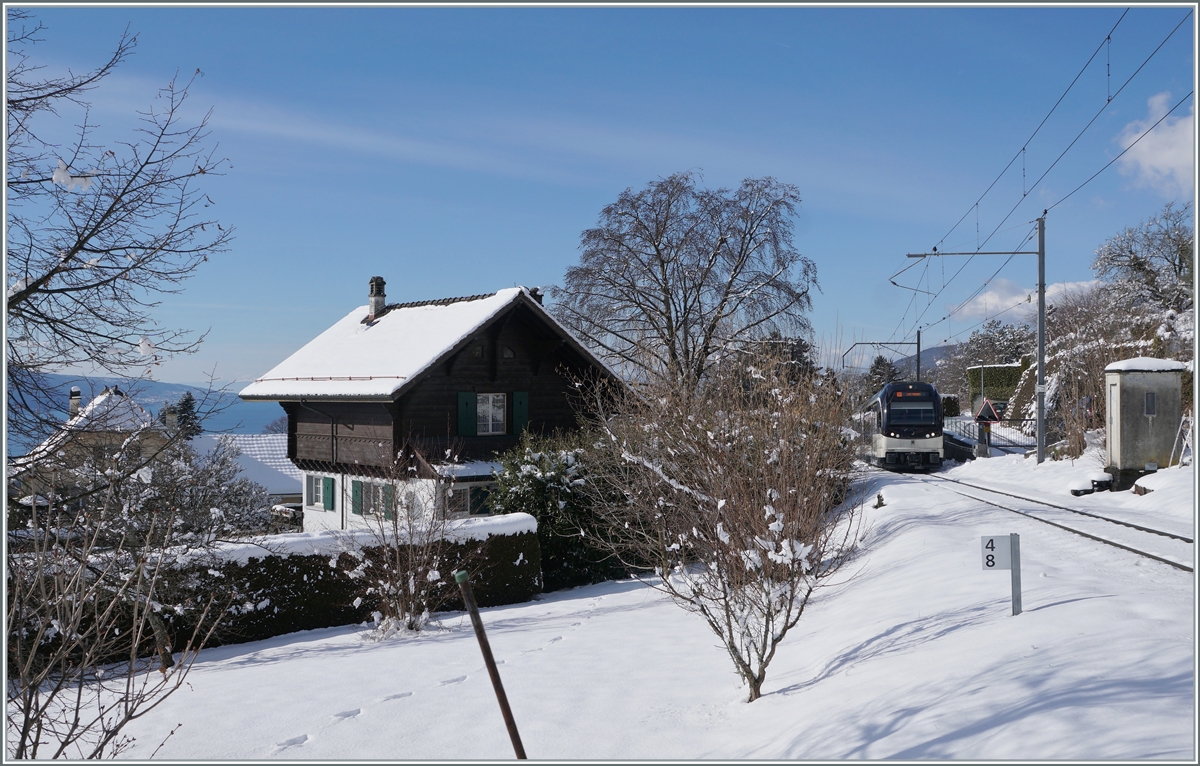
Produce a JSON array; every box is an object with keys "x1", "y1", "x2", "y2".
[{"x1": 114, "y1": 451, "x2": 1194, "y2": 760}]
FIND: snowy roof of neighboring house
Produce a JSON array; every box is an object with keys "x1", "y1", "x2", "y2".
[
  {"x1": 1105, "y1": 357, "x2": 1187, "y2": 373},
  {"x1": 435, "y1": 460, "x2": 504, "y2": 480},
  {"x1": 11, "y1": 388, "x2": 163, "y2": 472},
  {"x1": 239, "y1": 286, "x2": 616, "y2": 401},
  {"x1": 192, "y1": 433, "x2": 302, "y2": 495}
]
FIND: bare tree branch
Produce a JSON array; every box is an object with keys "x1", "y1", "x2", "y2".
[{"x1": 551, "y1": 171, "x2": 818, "y2": 388}]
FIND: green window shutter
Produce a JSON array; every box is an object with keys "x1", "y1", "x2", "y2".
[
  {"x1": 382, "y1": 484, "x2": 396, "y2": 521},
  {"x1": 322, "y1": 477, "x2": 334, "y2": 511},
  {"x1": 512, "y1": 391, "x2": 528, "y2": 434},
  {"x1": 351, "y1": 480, "x2": 363, "y2": 515},
  {"x1": 457, "y1": 391, "x2": 477, "y2": 436}
]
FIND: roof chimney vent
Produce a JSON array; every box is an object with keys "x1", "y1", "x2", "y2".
[
  {"x1": 69, "y1": 386, "x2": 81, "y2": 419},
  {"x1": 528, "y1": 286, "x2": 544, "y2": 305},
  {"x1": 368, "y1": 276, "x2": 387, "y2": 319}
]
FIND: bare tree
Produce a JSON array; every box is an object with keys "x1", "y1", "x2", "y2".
[
  {"x1": 5, "y1": 9, "x2": 232, "y2": 446},
  {"x1": 551, "y1": 171, "x2": 818, "y2": 388},
  {"x1": 340, "y1": 442, "x2": 481, "y2": 636},
  {"x1": 261, "y1": 415, "x2": 289, "y2": 434},
  {"x1": 578, "y1": 350, "x2": 861, "y2": 701},
  {"x1": 6, "y1": 432, "x2": 273, "y2": 758},
  {"x1": 1008, "y1": 283, "x2": 1161, "y2": 458},
  {"x1": 6, "y1": 12, "x2": 240, "y2": 753},
  {"x1": 1092, "y1": 200, "x2": 1193, "y2": 314}
]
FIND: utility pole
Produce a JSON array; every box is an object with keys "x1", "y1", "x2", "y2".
[
  {"x1": 905, "y1": 214, "x2": 1047, "y2": 463},
  {"x1": 916, "y1": 329, "x2": 921, "y2": 382},
  {"x1": 1036, "y1": 216, "x2": 1046, "y2": 464}
]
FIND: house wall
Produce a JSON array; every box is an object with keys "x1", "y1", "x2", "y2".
[
  {"x1": 302, "y1": 475, "x2": 443, "y2": 534},
  {"x1": 288, "y1": 304, "x2": 604, "y2": 474},
  {"x1": 293, "y1": 401, "x2": 395, "y2": 466},
  {"x1": 15, "y1": 429, "x2": 169, "y2": 505}
]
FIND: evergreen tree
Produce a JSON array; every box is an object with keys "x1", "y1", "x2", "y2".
[
  {"x1": 169, "y1": 391, "x2": 202, "y2": 439},
  {"x1": 865, "y1": 354, "x2": 901, "y2": 393}
]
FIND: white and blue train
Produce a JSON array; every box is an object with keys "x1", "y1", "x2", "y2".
[{"x1": 857, "y1": 381, "x2": 944, "y2": 471}]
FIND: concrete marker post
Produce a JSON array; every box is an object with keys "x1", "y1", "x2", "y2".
[{"x1": 981, "y1": 534, "x2": 1022, "y2": 616}]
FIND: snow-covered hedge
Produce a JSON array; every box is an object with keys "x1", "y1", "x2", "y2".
[{"x1": 159, "y1": 516, "x2": 541, "y2": 648}]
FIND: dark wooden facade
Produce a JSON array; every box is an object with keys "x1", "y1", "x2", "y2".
[{"x1": 281, "y1": 299, "x2": 611, "y2": 477}]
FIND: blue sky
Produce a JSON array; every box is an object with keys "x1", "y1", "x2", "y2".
[{"x1": 10, "y1": 4, "x2": 1197, "y2": 382}]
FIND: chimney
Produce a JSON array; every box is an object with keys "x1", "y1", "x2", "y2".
[
  {"x1": 528, "y1": 286, "x2": 544, "y2": 305},
  {"x1": 368, "y1": 276, "x2": 387, "y2": 318},
  {"x1": 68, "y1": 386, "x2": 81, "y2": 419},
  {"x1": 164, "y1": 405, "x2": 178, "y2": 432}
]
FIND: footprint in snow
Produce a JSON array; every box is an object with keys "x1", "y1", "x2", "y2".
[
  {"x1": 275, "y1": 735, "x2": 308, "y2": 752},
  {"x1": 571, "y1": 622, "x2": 581, "y2": 627},
  {"x1": 333, "y1": 709, "x2": 361, "y2": 720},
  {"x1": 382, "y1": 692, "x2": 412, "y2": 702},
  {"x1": 440, "y1": 676, "x2": 467, "y2": 686},
  {"x1": 547, "y1": 636, "x2": 562, "y2": 644},
  {"x1": 521, "y1": 647, "x2": 543, "y2": 655}
]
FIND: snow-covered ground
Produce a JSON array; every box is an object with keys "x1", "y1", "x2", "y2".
[{"x1": 116, "y1": 451, "x2": 1195, "y2": 760}]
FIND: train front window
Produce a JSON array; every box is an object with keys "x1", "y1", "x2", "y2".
[{"x1": 888, "y1": 401, "x2": 936, "y2": 424}]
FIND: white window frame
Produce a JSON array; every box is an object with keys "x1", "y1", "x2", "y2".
[
  {"x1": 476, "y1": 392, "x2": 506, "y2": 435},
  {"x1": 445, "y1": 481, "x2": 498, "y2": 516},
  {"x1": 360, "y1": 482, "x2": 393, "y2": 517},
  {"x1": 306, "y1": 474, "x2": 324, "y2": 508}
]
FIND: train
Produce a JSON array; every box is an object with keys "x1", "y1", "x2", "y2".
[{"x1": 856, "y1": 381, "x2": 944, "y2": 471}]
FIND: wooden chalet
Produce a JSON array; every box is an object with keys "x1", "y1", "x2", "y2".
[{"x1": 239, "y1": 279, "x2": 618, "y2": 531}]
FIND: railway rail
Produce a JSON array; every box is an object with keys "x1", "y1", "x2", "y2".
[{"x1": 873, "y1": 468, "x2": 1194, "y2": 573}]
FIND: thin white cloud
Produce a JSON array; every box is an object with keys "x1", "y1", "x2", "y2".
[
  {"x1": 1116, "y1": 93, "x2": 1195, "y2": 199},
  {"x1": 951, "y1": 278, "x2": 1100, "y2": 322}
]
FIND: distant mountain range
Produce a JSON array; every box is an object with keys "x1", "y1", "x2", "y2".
[
  {"x1": 894, "y1": 343, "x2": 959, "y2": 378},
  {"x1": 8, "y1": 374, "x2": 285, "y2": 456}
]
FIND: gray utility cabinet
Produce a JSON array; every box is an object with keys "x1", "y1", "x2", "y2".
[{"x1": 1104, "y1": 357, "x2": 1185, "y2": 489}]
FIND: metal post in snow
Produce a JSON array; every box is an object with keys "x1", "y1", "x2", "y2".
[
  {"x1": 455, "y1": 570, "x2": 527, "y2": 760},
  {"x1": 906, "y1": 226, "x2": 1047, "y2": 461},
  {"x1": 1010, "y1": 533, "x2": 1022, "y2": 616}
]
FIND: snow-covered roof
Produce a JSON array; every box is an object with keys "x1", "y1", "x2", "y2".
[
  {"x1": 435, "y1": 460, "x2": 503, "y2": 480},
  {"x1": 11, "y1": 388, "x2": 163, "y2": 471},
  {"x1": 1105, "y1": 357, "x2": 1187, "y2": 373},
  {"x1": 240, "y1": 287, "x2": 616, "y2": 401},
  {"x1": 189, "y1": 512, "x2": 539, "y2": 566},
  {"x1": 193, "y1": 433, "x2": 302, "y2": 495}
]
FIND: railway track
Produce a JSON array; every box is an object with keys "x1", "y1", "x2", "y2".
[{"x1": 878, "y1": 469, "x2": 1194, "y2": 573}]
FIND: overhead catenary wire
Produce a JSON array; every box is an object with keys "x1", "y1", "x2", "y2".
[
  {"x1": 1047, "y1": 89, "x2": 1195, "y2": 212},
  {"x1": 915, "y1": 226, "x2": 1038, "y2": 339},
  {"x1": 928, "y1": 8, "x2": 1130, "y2": 254},
  {"x1": 889, "y1": 8, "x2": 1191, "y2": 347}
]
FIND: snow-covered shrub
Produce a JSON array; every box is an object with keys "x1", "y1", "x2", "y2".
[
  {"x1": 6, "y1": 434, "x2": 272, "y2": 759},
  {"x1": 1007, "y1": 281, "x2": 1190, "y2": 457},
  {"x1": 576, "y1": 349, "x2": 862, "y2": 702},
  {"x1": 491, "y1": 431, "x2": 626, "y2": 591},
  {"x1": 338, "y1": 444, "x2": 487, "y2": 635}
]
